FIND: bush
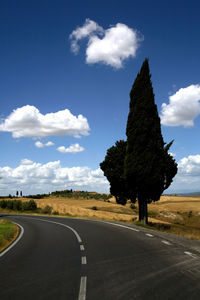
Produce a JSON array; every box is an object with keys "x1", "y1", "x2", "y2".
[
  {"x1": 13, "y1": 200, "x2": 23, "y2": 211},
  {"x1": 0, "y1": 200, "x2": 7, "y2": 209},
  {"x1": 52, "y1": 211, "x2": 59, "y2": 215},
  {"x1": 41, "y1": 205, "x2": 53, "y2": 214},
  {"x1": 130, "y1": 203, "x2": 136, "y2": 209},
  {"x1": 91, "y1": 206, "x2": 98, "y2": 210}
]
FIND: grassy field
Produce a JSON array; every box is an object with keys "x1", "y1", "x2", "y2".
[
  {"x1": 0, "y1": 219, "x2": 18, "y2": 251},
  {"x1": 1, "y1": 194, "x2": 200, "y2": 240}
]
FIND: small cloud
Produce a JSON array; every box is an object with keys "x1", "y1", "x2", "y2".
[
  {"x1": 161, "y1": 84, "x2": 200, "y2": 127},
  {"x1": 70, "y1": 19, "x2": 143, "y2": 69},
  {"x1": 0, "y1": 105, "x2": 90, "y2": 138},
  {"x1": 69, "y1": 18, "x2": 104, "y2": 54},
  {"x1": 57, "y1": 143, "x2": 85, "y2": 154},
  {"x1": 35, "y1": 141, "x2": 54, "y2": 148},
  {"x1": 20, "y1": 159, "x2": 34, "y2": 165},
  {"x1": 45, "y1": 141, "x2": 54, "y2": 147},
  {"x1": 169, "y1": 152, "x2": 176, "y2": 157},
  {"x1": 35, "y1": 141, "x2": 44, "y2": 148}
]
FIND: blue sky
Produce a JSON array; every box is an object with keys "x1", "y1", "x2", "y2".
[{"x1": 0, "y1": 0, "x2": 200, "y2": 195}]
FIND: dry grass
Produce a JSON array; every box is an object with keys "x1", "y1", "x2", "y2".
[
  {"x1": 149, "y1": 195, "x2": 200, "y2": 213},
  {"x1": 5, "y1": 195, "x2": 200, "y2": 240},
  {"x1": 0, "y1": 219, "x2": 19, "y2": 252}
]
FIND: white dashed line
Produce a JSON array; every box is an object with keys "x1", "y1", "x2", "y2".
[
  {"x1": 81, "y1": 256, "x2": 87, "y2": 265},
  {"x1": 184, "y1": 251, "x2": 197, "y2": 259},
  {"x1": 0, "y1": 222, "x2": 24, "y2": 258},
  {"x1": 78, "y1": 276, "x2": 87, "y2": 300},
  {"x1": 161, "y1": 240, "x2": 172, "y2": 245},
  {"x1": 80, "y1": 245, "x2": 85, "y2": 251},
  {"x1": 145, "y1": 233, "x2": 154, "y2": 237}
]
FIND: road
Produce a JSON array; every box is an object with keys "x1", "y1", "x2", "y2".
[{"x1": 1, "y1": 214, "x2": 200, "y2": 299}]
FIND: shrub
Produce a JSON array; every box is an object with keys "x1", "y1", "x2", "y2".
[
  {"x1": 41, "y1": 205, "x2": 53, "y2": 214},
  {"x1": 130, "y1": 203, "x2": 136, "y2": 210},
  {"x1": 52, "y1": 211, "x2": 59, "y2": 215},
  {"x1": 91, "y1": 206, "x2": 98, "y2": 210}
]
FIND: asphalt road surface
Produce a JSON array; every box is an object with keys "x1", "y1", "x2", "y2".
[{"x1": 1, "y1": 214, "x2": 200, "y2": 300}]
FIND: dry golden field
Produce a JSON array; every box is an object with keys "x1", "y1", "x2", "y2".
[
  {"x1": 16, "y1": 194, "x2": 200, "y2": 221},
  {"x1": 149, "y1": 195, "x2": 200, "y2": 213},
  {"x1": 4, "y1": 195, "x2": 200, "y2": 240}
]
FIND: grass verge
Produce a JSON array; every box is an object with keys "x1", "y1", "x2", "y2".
[{"x1": 0, "y1": 219, "x2": 18, "y2": 252}]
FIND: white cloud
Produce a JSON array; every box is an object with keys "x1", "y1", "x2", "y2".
[
  {"x1": 20, "y1": 159, "x2": 34, "y2": 165},
  {"x1": 70, "y1": 19, "x2": 142, "y2": 68},
  {"x1": 161, "y1": 85, "x2": 200, "y2": 127},
  {"x1": 70, "y1": 18, "x2": 104, "y2": 54},
  {"x1": 0, "y1": 160, "x2": 109, "y2": 195},
  {"x1": 166, "y1": 154, "x2": 200, "y2": 193},
  {"x1": 0, "y1": 105, "x2": 90, "y2": 138},
  {"x1": 35, "y1": 141, "x2": 54, "y2": 148},
  {"x1": 57, "y1": 143, "x2": 84, "y2": 154}
]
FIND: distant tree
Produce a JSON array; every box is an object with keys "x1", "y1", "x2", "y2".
[
  {"x1": 100, "y1": 140, "x2": 133, "y2": 205},
  {"x1": 20, "y1": 191, "x2": 22, "y2": 197},
  {"x1": 16, "y1": 191, "x2": 19, "y2": 197},
  {"x1": 124, "y1": 59, "x2": 177, "y2": 224}
]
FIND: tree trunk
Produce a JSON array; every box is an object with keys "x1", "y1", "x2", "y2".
[
  {"x1": 138, "y1": 196, "x2": 148, "y2": 224},
  {"x1": 143, "y1": 199, "x2": 148, "y2": 225}
]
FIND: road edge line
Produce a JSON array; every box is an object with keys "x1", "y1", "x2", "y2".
[{"x1": 0, "y1": 222, "x2": 24, "y2": 258}]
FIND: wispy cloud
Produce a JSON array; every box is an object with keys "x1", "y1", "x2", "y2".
[
  {"x1": 0, "y1": 105, "x2": 90, "y2": 138},
  {"x1": 35, "y1": 141, "x2": 54, "y2": 148},
  {"x1": 57, "y1": 143, "x2": 85, "y2": 154},
  {"x1": 70, "y1": 19, "x2": 143, "y2": 69},
  {"x1": 161, "y1": 84, "x2": 200, "y2": 127}
]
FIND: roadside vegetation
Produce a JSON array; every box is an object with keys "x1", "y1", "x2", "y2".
[{"x1": 0, "y1": 219, "x2": 18, "y2": 251}]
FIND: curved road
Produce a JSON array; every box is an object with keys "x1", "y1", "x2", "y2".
[{"x1": 1, "y1": 215, "x2": 200, "y2": 299}]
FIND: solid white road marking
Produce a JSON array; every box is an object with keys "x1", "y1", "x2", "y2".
[
  {"x1": 102, "y1": 221, "x2": 140, "y2": 232},
  {"x1": 24, "y1": 217, "x2": 83, "y2": 243},
  {"x1": 80, "y1": 245, "x2": 85, "y2": 251},
  {"x1": 81, "y1": 256, "x2": 87, "y2": 264},
  {"x1": 0, "y1": 222, "x2": 24, "y2": 258},
  {"x1": 145, "y1": 233, "x2": 154, "y2": 237},
  {"x1": 184, "y1": 251, "x2": 197, "y2": 258},
  {"x1": 78, "y1": 276, "x2": 87, "y2": 300},
  {"x1": 161, "y1": 240, "x2": 172, "y2": 245}
]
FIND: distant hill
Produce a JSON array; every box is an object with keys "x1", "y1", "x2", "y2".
[
  {"x1": 163, "y1": 191, "x2": 200, "y2": 196},
  {"x1": 178, "y1": 192, "x2": 200, "y2": 196}
]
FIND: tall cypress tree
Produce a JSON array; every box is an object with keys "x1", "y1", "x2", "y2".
[{"x1": 124, "y1": 59, "x2": 177, "y2": 224}]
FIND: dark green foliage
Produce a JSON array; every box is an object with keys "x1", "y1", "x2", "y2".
[
  {"x1": 100, "y1": 140, "x2": 132, "y2": 205},
  {"x1": 124, "y1": 59, "x2": 177, "y2": 223},
  {"x1": 0, "y1": 199, "x2": 37, "y2": 211},
  {"x1": 50, "y1": 190, "x2": 111, "y2": 201},
  {"x1": 91, "y1": 206, "x2": 98, "y2": 210},
  {"x1": 26, "y1": 193, "x2": 49, "y2": 199},
  {"x1": 41, "y1": 205, "x2": 53, "y2": 214}
]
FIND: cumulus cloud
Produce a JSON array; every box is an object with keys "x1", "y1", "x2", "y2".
[
  {"x1": 161, "y1": 85, "x2": 200, "y2": 127},
  {"x1": 70, "y1": 19, "x2": 142, "y2": 68},
  {"x1": 57, "y1": 143, "x2": 84, "y2": 154},
  {"x1": 166, "y1": 154, "x2": 200, "y2": 193},
  {"x1": 0, "y1": 160, "x2": 109, "y2": 195},
  {"x1": 0, "y1": 105, "x2": 90, "y2": 138},
  {"x1": 35, "y1": 141, "x2": 54, "y2": 148},
  {"x1": 20, "y1": 159, "x2": 34, "y2": 165},
  {"x1": 70, "y1": 18, "x2": 104, "y2": 54}
]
